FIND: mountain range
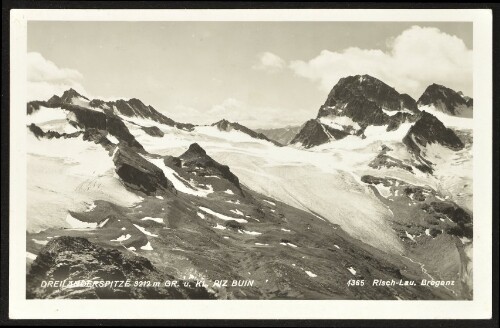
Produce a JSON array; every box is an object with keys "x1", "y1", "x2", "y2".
[{"x1": 26, "y1": 74, "x2": 473, "y2": 300}]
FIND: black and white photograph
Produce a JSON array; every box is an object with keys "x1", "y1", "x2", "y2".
[{"x1": 5, "y1": 7, "x2": 495, "y2": 321}]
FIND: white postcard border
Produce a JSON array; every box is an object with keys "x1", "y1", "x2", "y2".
[{"x1": 9, "y1": 8, "x2": 493, "y2": 320}]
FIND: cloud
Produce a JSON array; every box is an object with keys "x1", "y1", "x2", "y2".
[
  {"x1": 252, "y1": 52, "x2": 286, "y2": 73},
  {"x1": 27, "y1": 52, "x2": 88, "y2": 101},
  {"x1": 289, "y1": 26, "x2": 473, "y2": 98}
]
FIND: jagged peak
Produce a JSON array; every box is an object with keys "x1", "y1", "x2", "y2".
[
  {"x1": 61, "y1": 88, "x2": 89, "y2": 101},
  {"x1": 420, "y1": 83, "x2": 471, "y2": 98},
  {"x1": 212, "y1": 118, "x2": 231, "y2": 125}
]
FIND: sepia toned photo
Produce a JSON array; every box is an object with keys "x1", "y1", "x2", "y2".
[{"x1": 7, "y1": 8, "x2": 494, "y2": 321}]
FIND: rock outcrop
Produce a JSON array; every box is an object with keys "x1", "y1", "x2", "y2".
[{"x1": 27, "y1": 236, "x2": 214, "y2": 299}]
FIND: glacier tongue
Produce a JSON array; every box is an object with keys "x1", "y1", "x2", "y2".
[{"x1": 121, "y1": 117, "x2": 404, "y2": 253}]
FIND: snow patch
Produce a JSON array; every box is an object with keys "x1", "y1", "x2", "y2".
[
  {"x1": 133, "y1": 224, "x2": 158, "y2": 237},
  {"x1": 230, "y1": 209, "x2": 244, "y2": 216},
  {"x1": 140, "y1": 241, "x2": 153, "y2": 250},
  {"x1": 214, "y1": 223, "x2": 226, "y2": 230},
  {"x1": 280, "y1": 242, "x2": 298, "y2": 248},
  {"x1": 98, "y1": 218, "x2": 109, "y2": 228},
  {"x1": 305, "y1": 270, "x2": 317, "y2": 278},
  {"x1": 198, "y1": 206, "x2": 248, "y2": 223},
  {"x1": 111, "y1": 234, "x2": 131, "y2": 242},
  {"x1": 107, "y1": 134, "x2": 120, "y2": 144},
  {"x1": 32, "y1": 238, "x2": 48, "y2": 245},
  {"x1": 141, "y1": 217, "x2": 164, "y2": 224},
  {"x1": 405, "y1": 231, "x2": 416, "y2": 241}
]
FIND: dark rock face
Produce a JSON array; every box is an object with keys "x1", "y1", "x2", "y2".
[
  {"x1": 101, "y1": 98, "x2": 194, "y2": 131},
  {"x1": 65, "y1": 105, "x2": 145, "y2": 151},
  {"x1": 290, "y1": 119, "x2": 348, "y2": 148},
  {"x1": 178, "y1": 143, "x2": 242, "y2": 191},
  {"x1": 292, "y1": 75, "x2": 420, "y2": 148},
  {"x1": 422, "y1": 202, "x2": 473, "y2": 238},
  {"x1": 323, "y1": 75, "x2": 419, "y2": 114},
  {"x1": 403, "y1": 111, "x2": 464, "y2": 153},
  {"x1": 418, "y1": 84, "x2": 473, "y2": 117},
  {"x1": 212, "y1": 119, "x2": 283, "y2": 146},
  {"x1": 31, "y1": 88, "x2": 194, "y2": 131},
  {"x1": 361, "y1": 174, "x2": 473, "y2": 239},
  {"x1": 318, "y1": 75, "x2": 419, "y2": 127},
  {"x1": 27, "y1": 100, "x2": 59, "y2": 114},
  {"x1": 141, "y1": 125, "x2": 164, "y2": 137},
  {"x1": 60, "y1": 88, "x2": 89, "y2": 104},
  {"x1": 225, "y1": 220, "x2": 244, "y2": 230},
  {"x1": 27, "y1": 236, "x2": 214, "y2": 299},
  {"x1": 369, "y1": 153, "x2": 414, "y2": 172},
  {"x1": 113, "y1": 147, "x2": 172, "y2": 195}
]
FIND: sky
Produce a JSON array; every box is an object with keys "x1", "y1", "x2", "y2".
[{"x1": 27, "y1": 21, "x2": 472, "y2": 129}]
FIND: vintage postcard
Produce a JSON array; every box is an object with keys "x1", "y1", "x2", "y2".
[{"x1": 8, "y1": 8, "x2": 493, "y2": 320}]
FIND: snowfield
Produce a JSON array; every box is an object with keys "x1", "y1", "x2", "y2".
[
  {"x1": 27, "y1": 131, "x2": 142, "y2": 233},
  {"x1": 26, "y1": 102, "x2": 472, "y2": 257},
  {"x1": 419, "y1": 105, "x2": 473, "y2": 130},
  {"x1": 117, "y1": 120, "x2": 410, "y2": 253}
]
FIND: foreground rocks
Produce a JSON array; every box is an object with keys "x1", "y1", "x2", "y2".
[{"x1": 27, "y1": 236, "x2": 214, "y2": 299}]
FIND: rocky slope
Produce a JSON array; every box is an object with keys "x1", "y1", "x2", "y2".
[
  {"x1": 418, "y1": 84, "x2": 473, "y2": 118},
  {"x1": 361, "y1": 174, "x2": 473, "y2": 299},
  {"x1": 290, "y1": 119, "x2": 349, "y2": 148},
  {"x1": 402, "y1": 111, "x2": 465, "y2": 173},
  {"x1": 27, "y1": 236, "x2": 214, "y2": 299}
]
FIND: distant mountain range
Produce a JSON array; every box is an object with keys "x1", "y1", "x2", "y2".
[{"x1": 255, "y1": 126, "x2": 302, "y2": 145}]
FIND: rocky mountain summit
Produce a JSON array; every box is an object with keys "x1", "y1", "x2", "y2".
[
  {"x1": 292, "y1": 75, "x2": 420, "y2": 148},
  {"x1": 417, "y1": 83, "x2": 473, "y2": 117}
]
